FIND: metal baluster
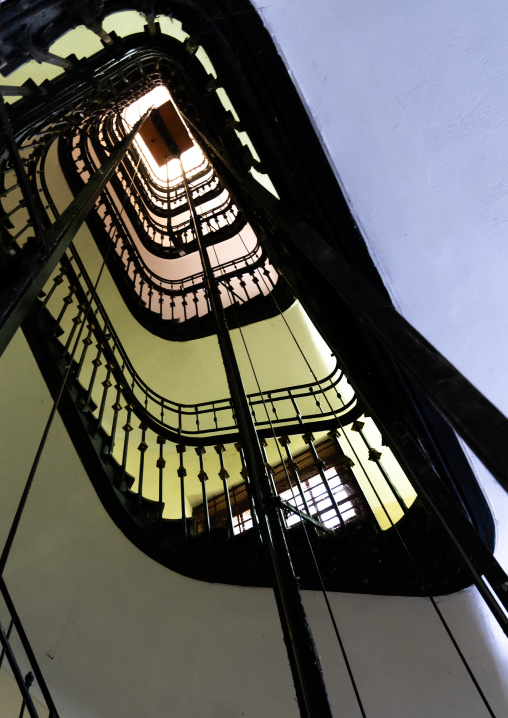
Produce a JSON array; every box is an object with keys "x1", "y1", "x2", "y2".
[
  {"x1": 107, "y1": 379, "x2": 124, "y2": 458},
  {"x1": 137, "y1": 422, "x2": 148, "y2": 499},
  {"x1": 237, "y1": 274, "x2": 249, "y2": 301},
  {"x1": 139, "y1": 278, "x2": 146, "y2": 306},
  {"x1": 195, "y1": 446, "x2": 210, "y2": 535},
  {"x1": 156, "y1": 436, "x2": 166, "y2": 524},
  {"x1": 351, "y1": 419, "x2": 409, "y2": 513},
  {"x1": 279, "y1": 436, "x2": 312, "y2": 516},
  {"x1": 61, "y1": 301, "x2": 85, "y2": 355},
  {"x1": 81, "y1": 341, "x2": 103, "y2": 411},
  {"x1": 73, "y1": 321, "x2": 94, "y2": 382},
  {"x1": 235, "y1": 442, "x2": 261, "y2": 545},
  {"x1": 215, "y1": 444, "x2": 235, "y2": 538},
  {"x1": 250, "y1": 269, "x2": 260, "y2": 297},
  {"x1": 309, "y1": 386, "x2": 324, "y2": 415},
  {"x1": 51, "y1": 287, "x2": 75, "y2": 338},
  {"x1": 177, "y1": 444, "x2": 187, "y2": 541},
  {"x1": 203, "y1": 285, "x2": 211, "y2": 314},
  {"x1": 268, "y1": 391, "x2": 279, "y2": 422},
  {"x1": 327, "y1": 428, "x2": 380, "y2": 534},
  {"x1": 288, "y1": 389, "x2": 304, "y2": 426},
  {"x1": 38, "y1": 270, "x2": 65, "y2": 310},
  {"x1": 117, "y1": 403, "x2": 134, "y2": 489},
  {"x1": 303, "y1": 433, "x2": 352, "y2": 543},
  {"x1": 95, "y1": 362, "x2": 114, "y2": 434}
]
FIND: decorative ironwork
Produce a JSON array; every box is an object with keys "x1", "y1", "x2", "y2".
[{"x1": 1, "y1": 5, "x2": 508, "y2": 717}]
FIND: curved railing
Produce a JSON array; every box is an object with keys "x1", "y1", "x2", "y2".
[
  {"x1": 42, "y1": 243, "x2": 359, "y2": 443},
  {"x1": 77, "y1": 112, "x2": 244, "y2": 254},
  {"x1": 22, "y1": 246, "x2": 479, "y2": 600},
  {"x1": 1, "y1": 14, "x2": 506, "y2": 612},
  {"x1": 56, "y1": 117, "x2": 289, "y2": 330}
]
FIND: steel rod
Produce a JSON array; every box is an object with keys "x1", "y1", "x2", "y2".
[
  {"x1": 0, "y1": 616, "x2": 14, "y2": 668},
  {"x1": 180, "y1": 157, "x2": 333, "y2": 718}
]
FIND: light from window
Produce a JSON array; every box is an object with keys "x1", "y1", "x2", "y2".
[{"x1": 233, "y1": 466, "x2": 359, "y2": 535}]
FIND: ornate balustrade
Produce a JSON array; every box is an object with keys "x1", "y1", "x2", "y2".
[
  {"x1": 53, "y1": 123, "x2": 294, "y2": 336},
  {"x1": 73, "y1": 112, "x2": 246, "y2": 255},
  {"x1": 41, "y1": 244, "x2": 359, "y2": 442},
  {"x1": 2, "y1": 14, "x2": 508, "y2": 716},
  {"x1": 22, "y1": 243, "x2": 472, "y2": 597}
]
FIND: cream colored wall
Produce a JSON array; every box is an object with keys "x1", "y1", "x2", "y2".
[{"x1": 0, "y1": 669, "x2": 48, "y2": 718}]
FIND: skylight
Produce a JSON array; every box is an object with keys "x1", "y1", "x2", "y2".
[{"x1": 123, "y1": 86, "x2": 204, "y2": 183}]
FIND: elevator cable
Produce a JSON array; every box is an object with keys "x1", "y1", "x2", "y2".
[
  {"x1": 209, "y1": 241, "x2": 368, "y2": 718},
  {"x1": 238, "y1": 230, "x2": 498, "y2": 718}
]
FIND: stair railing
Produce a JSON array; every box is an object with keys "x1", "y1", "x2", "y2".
[
  {"x1": 0, "y1": 578, "x2": 60, "y2": 718},
  {"x1": 0, "y1": 91, "x2": 151, "y2": 357},
  {"x1": 39, "y1": 244, "x2": 359, "y2": 442}
]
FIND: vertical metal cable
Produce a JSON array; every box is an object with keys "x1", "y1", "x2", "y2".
[
  {"x1": 248, "y1": 237, "x2": 498, "y2": 716},
  {"x1": 214, "y1": 244, "x2": 367, "y2": 717}
]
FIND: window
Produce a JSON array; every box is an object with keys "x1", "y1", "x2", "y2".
[{"x1": 193, "y1": 437, "x2": 367, "y2": 536}]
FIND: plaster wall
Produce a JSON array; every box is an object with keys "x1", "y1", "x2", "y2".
[{"x1": 252, "y1": 0, "x2": 508, "y2": 445}]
